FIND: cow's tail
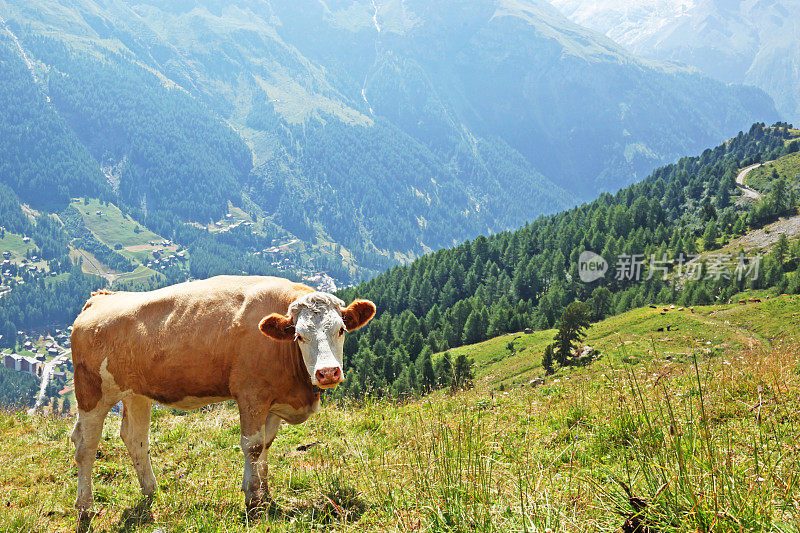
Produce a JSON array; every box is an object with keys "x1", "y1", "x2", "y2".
[{"x1": 82, "y1": 289, "x2": 116, "y2": 311}]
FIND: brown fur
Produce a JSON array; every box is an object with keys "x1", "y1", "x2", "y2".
[
  {"x1": 82, "y1": 289, "x2": 117, "y2": 311},
  {"x1": 71, "y1": 276, "x2": 323, "y2": 415},
  {"x1": 342, "y1": 300, "x2": 377, "y2": 331},
  {"x1": 73, "y1": 362, "x2": 103, "y2": 412},
  {"x1": 259, "y1": 314, "x2": 295, "y2": 340},
  {"x1": 70, "y1": 277, "x2": 374, "y2": 514}
]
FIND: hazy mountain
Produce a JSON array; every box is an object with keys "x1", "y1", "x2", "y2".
[
  {"x1": 0, "y1": 0, "x2": 779, "y2": 275},
  {"x1": 550, "y1": 0, "x2": 800, "y2": 122}
]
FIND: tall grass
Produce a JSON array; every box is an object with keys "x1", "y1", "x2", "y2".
[
  {"x1": 1, "y1": 345, "x2": 799, "y2": 531},
  {"x1": 597, "y1": 346, "x2": 800, "y2": 532}
]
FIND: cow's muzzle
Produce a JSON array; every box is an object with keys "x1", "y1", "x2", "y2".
[{"x1": 314, "y1": 367, "x2": 343, "y2": 388}]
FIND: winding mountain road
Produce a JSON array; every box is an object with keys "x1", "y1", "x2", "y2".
[{"x1": 736, "y1": 162, "x2": 771, "y2": 200}]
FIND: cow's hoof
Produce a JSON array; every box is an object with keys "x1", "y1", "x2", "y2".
[
  {"x1": 245, "y1": 496, "x2": 271, "y2": 520},
  {"x1": 245, "y1": 502, "x2": 264, "y2": 521},
  {"x1": 76, "y1": 508, "x2": 99, "y2": 531}
]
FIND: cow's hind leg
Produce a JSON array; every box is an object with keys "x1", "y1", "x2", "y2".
[
  {"x1": 120, "y1": 395, "x2": 157, "y2": 496},
  {"x1": 71, "y1": 405, "x2": 112, "y2": 515}
]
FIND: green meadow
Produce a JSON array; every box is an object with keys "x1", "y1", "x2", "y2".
[
  {"x1": 747, "y1": 151, "x2": 800, "y2": 192},
  {"x1": 450, "y1": 295, "x2": 800, "y2": 388},
  {"x1": 0, "y1": 231, "x2": 36, "y2": 260},
  {"x1": 2, "y1": 298, "x2": 800, "y2": 532},
  {"x1": 70, "y1": 198, "x2": 164, "y2": 252}
]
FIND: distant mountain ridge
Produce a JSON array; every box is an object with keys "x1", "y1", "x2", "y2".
[
  {"x1": 0, "y1": 0, "x2": 780, "y2": 276},
  {"x1": 550, "y1": 0, "x2": 800, "y2": 122}
]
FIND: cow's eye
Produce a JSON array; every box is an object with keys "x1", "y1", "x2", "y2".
[
  {"x1": 339, "y1": 327, "x2": 345, "y2": 336},
  {"x1": 296, "y1": 335, "x2": 307, "y2": 343}
]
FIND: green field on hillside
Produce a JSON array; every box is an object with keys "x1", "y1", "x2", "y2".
[
  {"x1": 448, "y1": 295, "x2": 800, "y2": 388},
  {"x1": 0, "y1": 231, "x2": 36, "y2": 259},
  {"x1": 70, "y1": 198, "x2": 172, "y2": 265},
  {"x1": 2, "y1": 299, "x2": 800, "y2": 531},
  {"x1": 113, "y1": 265, "x2": 159, "y2": 285},
  {"x1": 747, "y1": 151, "x2": 800, "y2": 192},
  {"x1": 69, "y1": 247, "x2": 117, "y2": 277},
  {"x1": 68, "y1": 198, "x2": 186, "y2": 285}
]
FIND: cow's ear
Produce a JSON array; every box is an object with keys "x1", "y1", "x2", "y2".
[
  {"x1": 342, "y1": 299, "x2": 376, "y2": 331},
  {"x1": 259, "y1": 314, "x2": 295, "y2": 341}
]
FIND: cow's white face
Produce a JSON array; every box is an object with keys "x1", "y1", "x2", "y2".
[
  {"x1": 293, "y1": 301, "x2": 347, "y2": 388},
  {"x1": 259, "y1": 292, "x2": 376, "y2": 389}
]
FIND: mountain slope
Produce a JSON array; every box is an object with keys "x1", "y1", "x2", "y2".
[
  {"x1": 267, "y1": 0, "x2": 778, "y2": 193},
  {"x1": 452, "y1": 295, "x2": 800, "y2": 387},
  {"x1": 550, "y1": 0, "x2": 800, "y2": 122},
  {"x1": 0, "y1": 0, "x2": 780, "y2": 276},
  {"x1": 0, "y1": 0, "x2": 572, "y2": 273},
  {"x1": 334, "y1": 123, "x2": 800, "y2": 398}
]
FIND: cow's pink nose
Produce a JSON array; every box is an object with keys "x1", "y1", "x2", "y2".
[{"x1": 315, "y1": 367, "x2": 342, "y2": 386}]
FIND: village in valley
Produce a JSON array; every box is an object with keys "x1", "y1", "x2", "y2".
[
  {"x1": 1, "y1": 326, "x2": 73, "y2": 414},
  {"x1": 0, "y1": 201, "x2": 345, "y2": 416},
  {"x1": 1, "y1": 238, "x2": 58, "y2": 295}
]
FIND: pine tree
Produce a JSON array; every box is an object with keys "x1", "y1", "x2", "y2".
[
  {"x1": 542, "y1": 344, "x2": 555, "y2": 375},
  {"x1": 462, "y1": 308, "x2": 485, "y2": 345},
  {"x1": 588, "y1": 286, "x2": 612, "y2": 321},
  {"x1": 434, "y1": 351, "x2": 453, "y2": 388},
  {"x1": 452, "y1": 353, "x2": 474, "y2": 391},
  {"x1": 416, "y1": 347, "x2": 436, "y2": 391},
  {"x1": 715, "y1": 177, "x2": 731, "y2": 209},
  {"x1": 406, "y1": 364, "x2": 419, "y2": 392},
  {"x1": 770, "y1": 178, "x2": 788, "y2": 215},
  {"x1": 773, "y1": 234, "x2": 789, "y2": 266},
  {"x1": 553, "y1": 301, "x2": 591, "y2": 366},
  {"x1": 406, "y1": 332, "x2": 424, "y2": 361},
  {"x1": 702, "y1": 222, "x2": 718, "y2": 251}
]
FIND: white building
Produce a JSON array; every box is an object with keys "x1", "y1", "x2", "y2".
[{"x1": 3, "y1": 353, "x2": 42, "y2": 377}]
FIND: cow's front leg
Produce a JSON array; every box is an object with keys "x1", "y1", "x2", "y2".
[
  {"x1": 238, "y1": 401, "x2": 271, "y2": 513},
  {"x1": 246, "y1": 414, "x2": 283, "y2": 511}
]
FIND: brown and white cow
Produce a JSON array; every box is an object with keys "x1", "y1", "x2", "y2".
[{"x1": 69, "y1": 275, "x2": 375, "y2": 515}]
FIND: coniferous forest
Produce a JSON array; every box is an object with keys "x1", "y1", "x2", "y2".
[{"x1": 0, "y1": 0, "x2": 780, "y2": 280}]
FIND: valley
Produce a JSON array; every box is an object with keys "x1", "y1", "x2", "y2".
[
  {"x1": 0, "y1": 0, "x2": 779, "y2": 280},
  {"x1": 3, "y1": 123, "x2": 799, "y2": 410}
]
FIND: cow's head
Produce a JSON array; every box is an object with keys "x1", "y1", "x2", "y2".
[{"x1": 259, "y1": 292, "x2": 376, "y2": 388}]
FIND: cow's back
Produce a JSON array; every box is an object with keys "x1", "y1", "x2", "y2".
[{"x1": 71, "y1": 276, "x2": 313, "y2": 410}]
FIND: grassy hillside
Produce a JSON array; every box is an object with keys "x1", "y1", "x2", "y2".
[
  {"x1": 3, "y1": 300, "x2": 800, "y2": 532},
  {"x1": 0, "y1": 231, "x2": 35, "y2": 259},
  {"x1": 449, "y1": 294, "x2": 800, "y2": 387},
  {"x1": 333, "y1": 124, "x2": 800, "y2": 400},
  {"x1": 748, "y1": 151, "x2": 800, "y2": 193},
  {"x1": 70, "y1": 199, "x2": 168, "y2": 258},
  {"x1": 65, "y1": 198, "x2": 174, "y2": 283}
]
